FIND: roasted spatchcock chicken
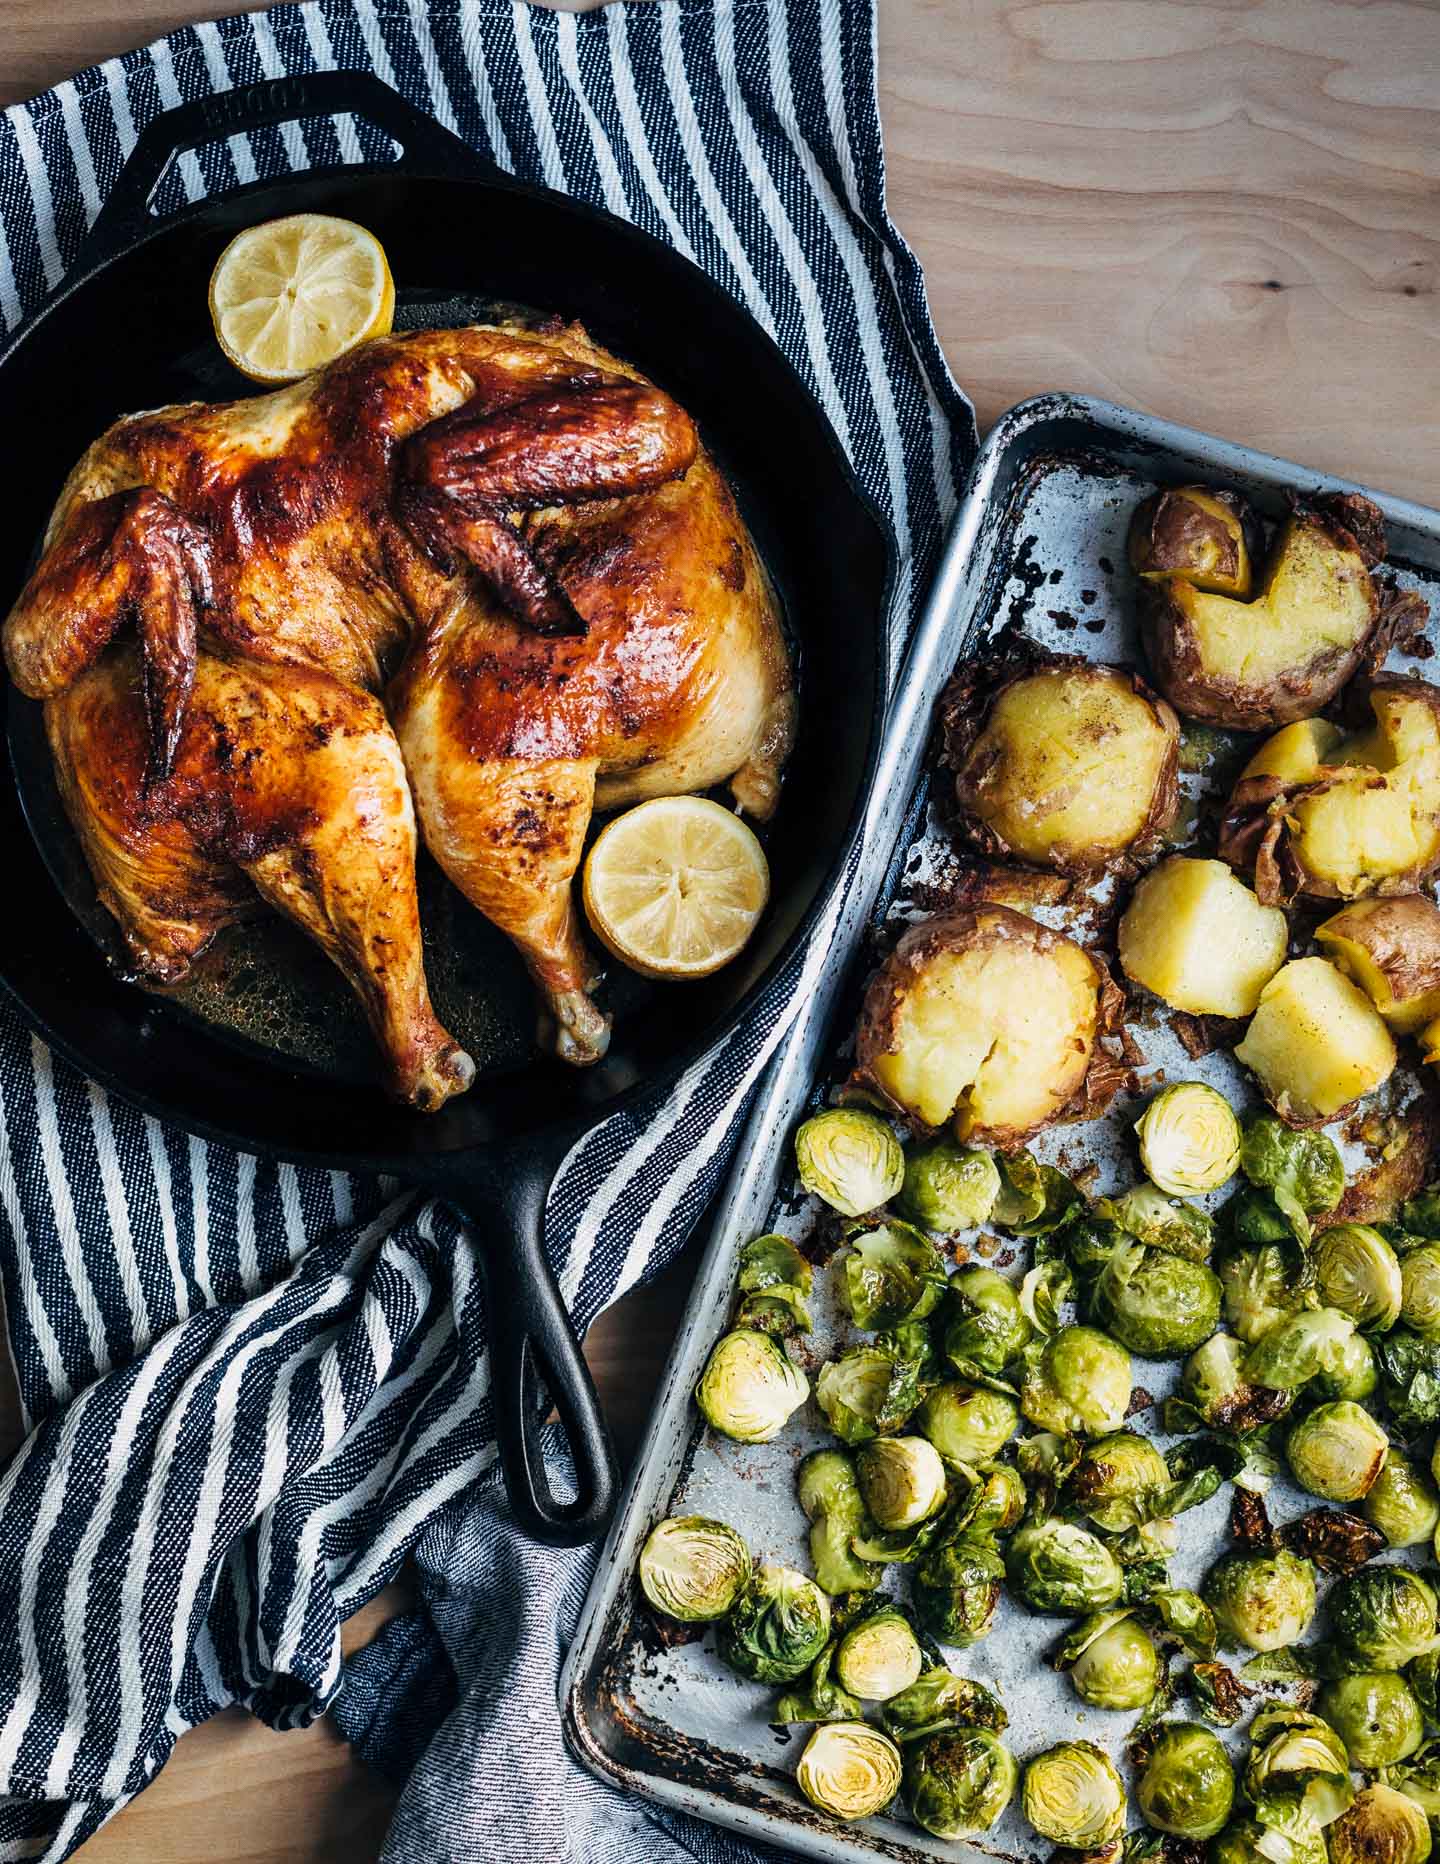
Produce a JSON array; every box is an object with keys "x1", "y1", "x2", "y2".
[{"x1": 3, "y1": 324, "x2": 795, "y2": 1108}]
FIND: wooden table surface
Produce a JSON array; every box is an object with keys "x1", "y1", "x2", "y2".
[{"x1": 0, "y1": 0, "x2": 1436, "y2": 1855}]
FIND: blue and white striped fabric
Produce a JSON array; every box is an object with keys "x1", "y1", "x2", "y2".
[{"x1": 0, "y1": 1, "x2": 971, "y2": 1856}]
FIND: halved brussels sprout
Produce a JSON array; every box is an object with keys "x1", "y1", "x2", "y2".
[
  {"x1": 815, "y1": 1344, "x2": 922, "y2": 1444},
  {"x1": 971, "y1": 1463, "x2": 1026, "y2": 1535},
  {"x1": 1005, "y1": 1517, "x2": 1125, "y2": 1615},
  {"x1": 735, "y1": 1232, "x2": 813, "y2": 1334},
  {"x1": 1020, "y1": 1326, "x2": 1132, "y2": 1436},
  {"x1": 918, "y1": 1381, "x2": 1020, "y2": 1467},
  {"x1": 717, "y1": 1564, "x2": 832, "y2": 1684},
  {"x1": 1137, "y1": 1083, "x2": 1242, "y2": 1196},
  {"x1": 1330, "y1": 1566, "x2": 1439, "y2": 1670},
  {"x1": 1137, "y1": 1721, "x2": 1236, "y2": 1839},
  {"x1": 796, "y1": 1721, "x2": 903, "y2": 1822},
  {"x1": 1068, "y1": 1430, "x2": 1169, "y2": 1531},
  {"x1": 1244, "y1": 1307, "x2": 1358, "y2": 1391},
  {"x1": 695, "y1": 1329, "x2": 809, "y2": 1443},
  {"x1": 1402, "y1": 1246, "x2": 1440, "y2": 1337},
  {"x1": 1287, "y1": 1399, "x2": 1389, "y2": 1502},
  {"x1": 1091, "y1": 1240, "x2": 1223, "y2": 1358},
  {"x1": 834, "y1": 1606, "x2": 925, "y2": 1703},
  {"x1": 840, "y1": 1222, "x2": 945, "y2": 1331},
  {"x1": 794, "y1": 1108, "x2": 904, "y2": 1217},
  {"x1": 1329, "y1": 1784, "x2": 1433, "y2": 1864},
  {"x1": 1314, "y1": 1329, "x2": 1380, "y2": 1402},
  {"x1": 1213, "y1": 1817, "x2": 1329, "y2": 1864},
  {"x1": 1315, "y1": 1224, "x2": 1404, "y2": 1332},
  {"x1": 1366, "y1": 1450, "x2": 1440, "y2": 1550},
  {"x1": 904, "y1": 1725, "x2": 1018, "y2": 1839},
  {"x1": 797, "y1": 1450, "x2": 881, "y2": 1597},
  {"x1": 1203, "y1": 1549, "x2": 1317, "y2": 1652},
  {"x1": 898, "y1": 1137, "x2": 1001, "y2": 1232},
  {"x1": 912, "y1": 1536, "x2": 1005, "y2": 1646},
  {"x1": 1021, "y1": 1739, "x2": 1126, "y2": 1848},
  {"x1": 856, "y1": 1436, "x2": 947, "y2": 1532},
  {"x1": 1240, "y1": 1112, "x2": 1346, "y2": 1216},
  {"x1": 772, "y1": 1644, "x2": 861, "y2": 1727},
  {"x1": 1059, "y1": 1609, "x2": 1163, "y2": 1709},
  {"x1": 882, "y1": 1669, "x2": 1008, "y2": 1742},
  {"x1": 637, "y1": 1515, "x2": 751, "y2": 1622},
  {"x1": 1103, "y1": 1181, "x2": 1216, "y2": 1261},
  {"x1": 1219, "y1": 1241, "x2": 1316, "y2": 1344},
  {"x1": 1245, "y1": 1703, "x2": 1354, "y2": 1832},
  {"x1": 1320, "y1": 1671, "x2": 1426, "y2": 1768},
  {"x1": 942, "y1": 1267, "x2": 1032, "y2": 1376},
  {"x1": 1179, "y1": 1331, "x2": 1293, "y2": 1434}
]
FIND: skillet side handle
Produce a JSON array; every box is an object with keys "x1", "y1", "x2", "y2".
[
  {"x1": 77, "y1": 70, "x2": 495, "y2": 272},
  {"x1": 435, "y1": 1133, "x2": 618, "y2": 1547}
]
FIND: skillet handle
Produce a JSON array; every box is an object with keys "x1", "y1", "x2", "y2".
[
  {"x1": 78, "y1": 70, "x2": 493, "y2": 272},
  {"x1": 432, "y1": 1132, "x2": 619, "y2": 1547}
]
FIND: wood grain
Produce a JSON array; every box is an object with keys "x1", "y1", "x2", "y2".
[{"x1": 0, "y1": 0, "x2": 1435, "y2": 1855}]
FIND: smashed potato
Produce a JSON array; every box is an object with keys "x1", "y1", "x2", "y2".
[
  {"x1": 1235, "y1": 957, "x2": 1397, "y2": 1126},
  {"x1": 848, "y1": 905, "x2": 1124, "y2": 1150},
  {"x1": 1219, "y1": 678, "x2": 1440, "y2": 903},
  {"x1": 1317, "y1": 897, "x2": 1440, "y2": 1035},
  {"x1": 942, "y1": 655, "x2": 1180, "y2": 874},
  {"x1": 1133, "y1": 490, "x2": 1387, "y2": 731},
  {"x1": 1118, "y1": 856, "x2": 1288, "y2": 1018}
]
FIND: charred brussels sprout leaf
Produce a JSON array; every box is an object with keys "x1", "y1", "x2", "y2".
[
  {"x1": 1239, "y1": 1113, "x2": 1346, "y2": 1220},
  {"x1": 1135, "y1": 1721, "x2": 1236, "y2": 1839},
  {"x1": 695, "y1": 1329, "x2": 809, "y2": 1442},
  {"x1": 1329, "y1": 1566, "x2": 1439, "y2": 1670},
  {"x1": 1136, "y1": 1083, "x2": 1242, "y2": 1197},
  {"x1": 794, "y1": 1108, "x2": 904, "y2": 1217},
  {"x1": 797, "y1": 1450, "x2": 882, "y2": 1597},
  {"x1": 1286, "y1": 1400, "x2": 1389, "y2": 1503},
  {"x1": 1315, "y1": 1224, "x2": 1403, "y2": 1333},
  {"x1": 1379, "y1": 1329, "x2": 1440, "y2": 1433},
  {"x1": 795, "y1": 1720, "x2": 903, "y2": 1821},
  {"x1": 942, "y1": 1267, "x2": 1032, "y2": 1376},
  {"x1": 1328, "y1": 1784, "x2": 1433, "y2": 1864},
  {"x1": 993, "y1": 1151, "x2": 1085, "y2": 1235},
  {"x1": 918, "y1": 1380, "x2": 1020, "y2": 1466},
  {"x1": 1279, "y1": 1506, "x2": 1385, "y2": 1575},
  {"x1": 1020, "y1": 1326, "x2": 1133, "y2": 1436},
  {"x1": 1090, "y1": 1240, "x2": 1222, "y2": 1358},
  {"x1": 1202, "y1": 1549, "x2": 1317, "y2": 1651},
  {"x1": 1189, "y1": 1660, "x2": 1256, "y2": 1728},
  {"x1": 912, "y1": 1536, "x2": 1005, "y2": 1646},
  {"x1": 736, "y1": 1232, "x2": 813, "y2": 1335},
  {"x1": 904, "y1": 1725, "x2": 1018, "y2": 1839},
  {"x1": 773, "y1": 1644, "x2": 862, "y2": 1726},
  {"x1": 834, "y1": 1604, "x2": 926, "y2": 1703},
  {"x1": 898, "y1": 1138, "x2": 1001, "y2": 1232},
  {"x1": 1006, "y1": 1517, "x2": 1126, "y2": 1614},
  {"x1": 840, "y1": 1222, "x2": 946, "y2": 1330},
  {"x1": 638, "y1": 1515, "x2": 751, "y2": 1622},
  {"x1": 1365, "y1": 1450, "x2": 1440, "y2": 1550},
  {"x1": 856, "y1": 1436, "x2": 947, "y2": 1532},
  {"x1": 717, "y1": 1564, "x2": 832, "y2": 1684},
  {"x1": 1021, "y1": 1739, "x2": 1127, "y2": 1847},
  {"x1": 1320, "y1": 1671, "x2": 1425, "y2": 1768},
  {"x1": 881, "y1": 1668, "x2": 1008, "y2": 1742}
]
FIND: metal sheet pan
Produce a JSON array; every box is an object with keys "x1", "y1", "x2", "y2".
[{"x1": 559, "y1": 391, "x2": 1440, "y2": 1860}]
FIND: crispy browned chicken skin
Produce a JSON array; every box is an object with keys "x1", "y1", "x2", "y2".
[{"x1": 4, "y1": 323, "x2": 795, "y2": 1105}]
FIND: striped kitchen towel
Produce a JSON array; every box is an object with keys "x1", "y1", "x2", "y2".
[{"x1": 0, "y1": 1, "x2": 972, "y2": 1857}]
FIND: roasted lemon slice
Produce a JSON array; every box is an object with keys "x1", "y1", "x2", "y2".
[
  {"x1": 208, "y1": 214, "x2": 394, "y2": 384},
  {"x1": 582, "y1": 797, "x2": 770, "y2": 980}
]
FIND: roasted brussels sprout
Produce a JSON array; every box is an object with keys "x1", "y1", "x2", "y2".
[
  {"x1": 637, "y1": 1515, "x2": 751, "y2": 1622},
  {"x1": 1068, "y1": 1430, "x2": 1168, "y2": 1530},
  {"x1": 1220, "y1": 678, "x2": 1440, "y2": 905},
  {"x1": 1133, "y1": 489, "x2": 1383, "y2": 731},
  {"x1": 918, "y1": 1380, "x2": 1020, "y2": 1467},
  {"x1": 1104, "y1": 1181, "x2": 1215, "y2": 1261},
  {"x1": 1318, "y1": 897, "x2": 1440, "y2": 1036},
  {"x1": 1286, "y1": 1399, "x2": 1389, "y2": 1502},
  {"x1": 847, "y1": 906, "x2": 1123, "y2": 1148},
  {"x1": 1136, "y1": 1083, "x2": 1242, "y2": 1197},
  {"x1": 1203, "y1": 1549, "x2": 1317, "y2": 1652},
  {"x1": 942, "y1": 1267, "x2": 1032, "y2": 1377},
  {"x1": 834, "y1": 1606, "x2": 925, "y2": 1703},
  {"x1": 1243, "y1": 1307, "x2": 1358, "y2": 1390},
  {"x1": 1411, "y1": 1649, "x2": 1440, "y2": 1728},
  {"x1": 795, "y1": 1721, "x2": 902, "y2": 1822},
  {"x1": 695, "y1": 1328, "x2": 809, "y2": 1443},
  {"x1": 840, "y1": 1222, "x2": 945, "y2": 1330},
  {"x1": 1365, "y1": 1450, "x2": 1440, "y2": 1550},
  {"x1": 898, "y1": 1137, "x2": 1001, "y2": 1232},
  {"x1": 1329, "y1": 1784, "x2": 1434, "y2": 1864},
  {"x1": 1380, "y1": 1330, "x2": 1440, "y2": 1435},
  {"x1": 882, "y1": 1668, "x2": 1008, "y2": 1742},
  {"x1": 1239, "y1": 1111, "x2": 1346, "y2": 1215},
  {"x1": 1314, "y1": 1329, "x2": 1381, "y2": 1402},
  {"x1": 971, "y1": 1463, "x2": 1026, "y2": 1536},
  {"x1": 1212, "y1": 1818, "x2": 1329, "y2": 1864},
  {"x1": 1179, "y1": 1330, "x2": 1293, "y2": 1434},
  {"x1": 1006, "y1": 1517, "x2": 1125, "y2": 1615},
  {"x1": 1244, "y1": 1703, "x2": 1354, "y2": 1832},
  {"x1": 904, "y1": 1725, "x2": 1018, "y2": 1839},
  {"x1": 1219, "y1": 1242, "x2": 1315, "y2": 1345},
  {"x1": 1236, "y1": 957, "x2": 1397, "y2": 1125},
  {"x1": 794, "y1": 1107, "x2": 904, "y2": 1217},
  {"x1": 1059, "y1": 1609, "x2": 1163, "y2": 1710},
  {"x1": 735, "y1": 1232, "x2": 813, "y2": 1335},
  {"x1": 1321, "y1": 1671, "x2": 1426, "y2": 1768},
  {"x1": 942, "y1": 654, "x2": 1180, "y2": 873},
  {"x1": 1330, "y1": 1566, "x2": 1439, "y2": 1670},
  {"x1": 994, "y1": 1151, "x2": 1086, "y2": 1235},
  {"x1": 815, "y1": 1343, "x2": 923, "y2": 1444},
  {"x1": 1315, "y1": 1224, "x2": 1404, "y2": 1332},
  {"x1": 773, "y1": 1644, "x2": 862, "y2": 1727},
  {"x1": 1091, "y1": 1239, "x2": 1223, "y2": 1358},
  {"x1": 856, "y1": 1436, "x2": 947, "y2": 1533},
  {"x1": 717, "y1": 1564, "x2": 832, "y2": 1684},
  {"x1": 1020, "y1": 1326, "x2": 1132, "y2": 1437},
  {"x1": 1119, "y1": 855, "x2": 1288, "y2": 1018},
  {"x1": 797, "y1": 1450, "x2": 881, "y2": 1596},
  {"x1": 1021, "y1": 1739, "x2": 1127, "y2": 1848},
  {"x1": 1137, "y1": 1722, "x2": 1236, "y2": 1839},
  {"x1": 1391, "y1": 1741, "x2": 1440, "y2": 1836},
  {"x1": 1403, "y1": 1247, "x2": 1440, "y2": 1337},
  {"x1": 912, "y1": 1537, "x2": 1005, "y2": 1646}
]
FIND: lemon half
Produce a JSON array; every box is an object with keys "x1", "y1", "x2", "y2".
[
  {"x1": 582, "y1": 796, "x2": 771, "y2": 980},
  {"x1": 208, "y1": 213, "x2": 394, "y2": 384}
]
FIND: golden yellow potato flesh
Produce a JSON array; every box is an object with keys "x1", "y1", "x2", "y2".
[
  {"x1": 1131, "y1": 486, "x2": 1257, "y2": 597},
  {"x1": 1317, "y1": 897, "x2": 1440, "y2": 1034},
  {"x1": 1119, "y1": 856, "x2": 1288, "y2": 1018},
  {"x1": 1235, "y1": 957, "x2": 1397, "y2": 1123}
]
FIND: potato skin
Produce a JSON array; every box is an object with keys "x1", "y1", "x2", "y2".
[
  {"x1": 1136, "y1": 492, "x2": 1388, "y2": 732},
  {"x1": 1219, "y1": 676, "x2": 1440, "y2": 905},
  {"x1": 940, "y1": 649, "x2": 1181, "y2": 876},
  {"x1": 1316, "y1": 896, "x2": 1440, "y2": 1031},
  {"x1": 847, "y1": 904, "x2": 1127, "y2": 1151},
  {"x1": 1129, "y1": 485, "x2": 1263, "y2": 595}
]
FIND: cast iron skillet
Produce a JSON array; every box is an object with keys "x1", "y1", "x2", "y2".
[{"x1": 0, "y1": 71, "x2": 891, "y2": 1543}]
